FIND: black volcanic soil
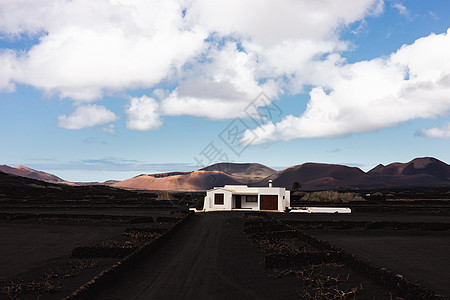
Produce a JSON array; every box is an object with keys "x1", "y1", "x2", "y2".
[
  {"x1": 96, "y1": 212, "x2": 300, "y2": 300},
  {"x1": 1, "y1": 208, "x2": 449, "y2": 299},
  {"x1": 306, "y1": 228, "x2": 450, "y2": 296},
  {"x1": 0, "y1": 221, "x2": 127, "y2": 280},
  {"x1": 1, "y1": 170, "x2": 450, "y2": 299},
  {"x1": 0, "y1": 207, "x2": 181, "y2": 299},
  {"x1": 274, "y1": 212, "x2": 450, "y2": 297}
]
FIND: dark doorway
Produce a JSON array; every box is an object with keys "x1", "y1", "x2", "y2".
[{"x1": 235, "y1": 195, "x2": 241, "y2": 209}]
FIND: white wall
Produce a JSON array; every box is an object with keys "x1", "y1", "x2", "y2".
[
  {"x1": 284, "y1": 190, "x2": 291, "y2": 209},
  {"x1": 204, "y1": 188, "x2": 232, "y2": 211},
  {"x1": 239, "y1": 195, "x2": 258, "y2": 209}
]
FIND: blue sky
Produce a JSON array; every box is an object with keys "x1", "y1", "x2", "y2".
[{"x1": 1, "y1": 0, "x2": 450, "y2": 182}]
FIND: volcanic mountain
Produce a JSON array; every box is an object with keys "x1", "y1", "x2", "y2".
[
  {"x1": 0, "y1": 169, "x2": 149, "y2": 203},
  {"x1": 256, "y1": 157, "x2": 450, "y2": 190},
  {"x1": 367, "y1": 157, "x2": 450, "y2": 187},
  {"x1": 200, "y1": 163, "x2": 275, "y2": 179},
  {"x1": 114, "y1": 163, "x2": 276, "y2": 191},
  {"x1": 0, "y1": 165, "x2": 64, "y2": 183},
  {"x1": 2, "y1": 158, "x2": 449, "y2": 191},
  {"x1": 112, "y1": 158, "x2": 450, "y2": 191},
  {"x1": 256, "y1": 163, "x2": 371, "y2": 190},
  {"x1": 113, "y1": 170, "x2": 247, "y2": 191}
]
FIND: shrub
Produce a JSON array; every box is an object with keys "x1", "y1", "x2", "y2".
[{"x1": 301, "y1": 191, "x2": 364, "y2": 203}]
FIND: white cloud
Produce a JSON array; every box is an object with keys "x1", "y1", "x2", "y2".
[
  {"x1": 0, "y1": 49, "x2": 16, "y2": 92},
  {"x1": 125, "y1": 96, "x2": 162, "y2": 130},
  {"x1": 8, "y1": 0, "x2": 437, "y2": 137},
  {"x1": 57, "y1": 104, "x2": 118, "y2": 130},
  {"x1": 0, "y1": 0, "x2": 206, "y2": 101},
  {"x1": 392, "y1": 3, "x2": 408, "y2": 16},
  {"x1": 428, "y1": 11, "x2": 439, "y2": 21},
  {"x1": 101, "y1": 124, "x2": 116, "y2": 134},
  {"x1": 0, "y1": 0, "x2": 383, "y2": 103},
  {"x1": 158, "y1": 0, "x2": 384, "y2": 121},
  {"x1": 2, "y1": 0, "x2": 449, "y2": 145},
  {"x1": 419, "y1": 123, "x2": 450, "y2": 139},
  {"x1": 244, "y1": 29, "x2": 450, "y2": 144},
  {"x1": 160, "y1": 42, "x2": 280, "y2": 119},
  {"x1": 188, "y1": 0, "x2": 383, "y2": 45}
]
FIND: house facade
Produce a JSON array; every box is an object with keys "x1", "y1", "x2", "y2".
[{"x1": 203, "y1": 183, "x2": 290, "y2": 212}]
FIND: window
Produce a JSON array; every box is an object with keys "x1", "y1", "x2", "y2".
[
  {"x1": 246, "y1": 195, "x2": 257, "y2": 202},
  {"x1": 214, "y1": 193, "x2": 224, "y2": 205}
]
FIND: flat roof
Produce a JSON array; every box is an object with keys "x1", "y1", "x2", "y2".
[
  {"x1": 232, "y1": 191, "x2": 259, "y2": 195},
  {"x1": 209, "y1": 185, "x2": 287, "y2": 192}
]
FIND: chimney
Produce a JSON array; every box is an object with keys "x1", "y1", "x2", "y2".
[{"x1": 269, "y1": 180, "x2": 272, "y2": 188}]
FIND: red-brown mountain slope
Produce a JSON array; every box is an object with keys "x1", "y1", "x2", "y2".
[{"x1": 0, "y1": 165, "x2": 64, "y2": 183}]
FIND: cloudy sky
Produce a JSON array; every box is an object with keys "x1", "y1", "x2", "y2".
[{"x1": 1, "y1": 0, "x2": 450, "y2": 181}]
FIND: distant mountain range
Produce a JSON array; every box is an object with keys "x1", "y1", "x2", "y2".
[
  {"x1": 258, "y1": 157, "x2": 450, "y2": 190},
  {"x1": 0, "y1": 165, "x2": 64, "y2": 183},
  {"x1": 1, "y1": 158, "x2": 450, "y2": 191}
]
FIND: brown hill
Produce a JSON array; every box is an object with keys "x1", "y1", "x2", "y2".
[
  {"x1": 114, "y1": 158, "x2": 450, "y2": 191},
  {"x1": 368, "y1": 157, "x2": 450, "y2": 178},
  {"x1": 256, "y1": 163, "x2": 370, "y2": 190},
  {"x1": 3, "y1": 158, "x2": 449, "y2": 192},
  {"x1": 200, "y1": 163, "x2": 275, "y2": 179},
  {"x1": 367, "y1": 157, "x2": 450, "y2": 187},
  {"x1": 113, "y1": 170, "x2": 246, "y2": 191},
  {"x1": 255, "y1": 157, "x2": 450, "y2": 190},
  {"x1": 0, "y1": 165, "x2": 64, "y2": 183},
  {"x1": 0, "y1": 169, "x2": 152, "y2": 203}
]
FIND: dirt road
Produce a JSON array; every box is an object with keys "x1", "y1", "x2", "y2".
[{"x1": 97, "y1": 212, "x2": 299, "y2": 300}]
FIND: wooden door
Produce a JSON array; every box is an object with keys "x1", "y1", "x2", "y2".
[{"x1": 260, "y1": 195, "x2": 278, "y2": 210}]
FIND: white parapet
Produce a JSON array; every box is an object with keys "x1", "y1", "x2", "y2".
[{"x1": 289, "y1": 207, "x2": 351, "y2": 214}]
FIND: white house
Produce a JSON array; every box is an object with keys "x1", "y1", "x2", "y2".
[{"x1": 203, "y1": 181, "x2": 290, "y2": 212}]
